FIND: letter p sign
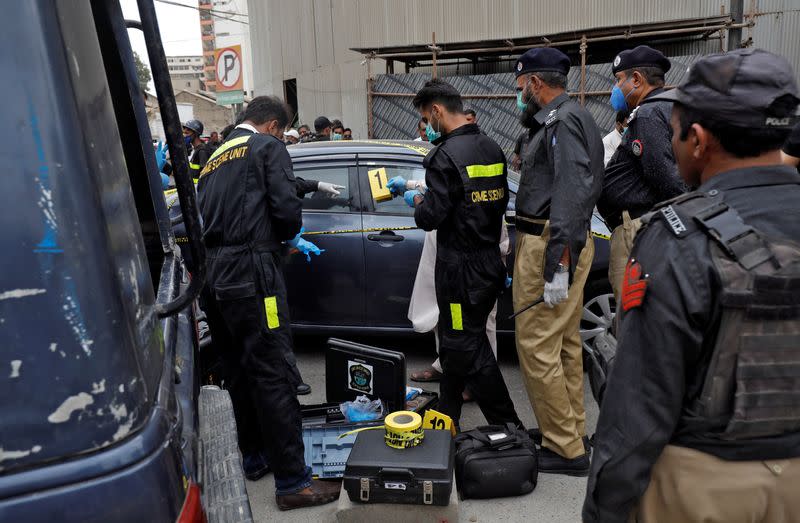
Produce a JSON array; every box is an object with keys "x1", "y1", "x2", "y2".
[{"x1": 215, "y1": 46, "x2": 243, "y2": 91}]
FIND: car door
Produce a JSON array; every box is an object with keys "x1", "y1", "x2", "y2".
[
  {"x1": 358, "y1": 157, "x2": 427, "y2": 329},
  {"x1": 284, "y1": 157, "x2": 366, "y2": 327}
]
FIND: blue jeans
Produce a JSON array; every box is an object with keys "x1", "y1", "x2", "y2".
[{"x1": 275, "y1": 466, "x2": 313, "y2": 496}]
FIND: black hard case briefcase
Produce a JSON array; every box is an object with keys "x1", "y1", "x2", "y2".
[
  {"x1": 326, "y1": 338, "x2": 406, "y2": 412},
  {"x1": 343, "y1": 429, "x2": 454, "y2": 506}
]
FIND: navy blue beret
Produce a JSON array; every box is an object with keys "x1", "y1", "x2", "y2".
[
  {"x1": 515, "y1": 48, "x2": 571, "y2": 77},
  {"x1": 612, "y1": 45, "x2": 671, "y2": 75}
]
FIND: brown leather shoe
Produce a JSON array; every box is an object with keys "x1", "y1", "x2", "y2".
[{"x1": 276, "y1": 479, "x2": 341, "y2": 511}]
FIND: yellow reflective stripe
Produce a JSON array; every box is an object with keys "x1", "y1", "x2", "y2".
[
  {"x1": 264, "y1": 296, "x2": 279, "y2": 329},
  {"x1": 193, "y1": 178, "x2": 199, "y2": 184},
  {"x1": 189, "y1": 162, "x2": 201, "y2": 170},
  {"x1": 450, "y1": 303, "x2": 463, "y2": 331},
  {"x1": 207, "y1": 135, "x2": 250, "y2": 162},
  {"x1": 466, "y1": 163, "x2": 504, "y2": 178}
]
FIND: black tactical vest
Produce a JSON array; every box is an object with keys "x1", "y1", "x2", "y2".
[{"x1": 665, "y1": 192, "x2": 800, "y2": 440}]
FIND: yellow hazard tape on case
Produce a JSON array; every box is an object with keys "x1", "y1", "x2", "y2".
[
  {"x1": 466, "y1": 163, "x2": 504, "y2": 178},
  {"x1": 337, "y1": 410, "x2": 426, "y2": 449},
  {"x1": 264, "y1": 296, "x2": 279, "y2": 329},
  {"x1": 450, "y1": 303, "x2": 463, "y2": 331}
]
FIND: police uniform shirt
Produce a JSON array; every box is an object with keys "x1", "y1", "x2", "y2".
[
  {"x1": 414, "y1": 123, "x2": 508, "y2": 251},
  {"x1": 516, "y1": 93, "x2": 604, "y2": 281},
  {"x1": 598, "y1": 88, "x2": 687, "y2": 229},
  {"x1": 197, "y1": 127, "x2": 302, "y2": 250},
  {"x1": 784, "y1": 121, "x2": 800, "y2": 172},
  {"x1": 583, "y1": 166, "x2": 800, "y2": 523}
]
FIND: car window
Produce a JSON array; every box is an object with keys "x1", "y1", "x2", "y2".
[
  {"x1": 368, "y1": 165, "x2": 426, "y2": 216},
  {"x1": 295, "y1": 166, "x2": 352, "y2": 212}
]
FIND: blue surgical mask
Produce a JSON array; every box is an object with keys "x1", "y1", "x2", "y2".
[
  {"x1": 184, "y1": 135, "x2": 192, "y2": 147},
  {"x1": 516, "y1": 90, "x2": 528, "y2": 112},
  {"x1": 610, "y1": 78, "x2": 637, "y2": 112},
  {"x1": 332, "y1": 133, "x2": 343, "y2": 141},
  {"x1": 425, "y1": 122, "x2": 441, "y2": 142}
]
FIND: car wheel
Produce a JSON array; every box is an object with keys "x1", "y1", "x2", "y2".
[{"x1": 580, "y1": 292, "x2": 616, "y2": 365}]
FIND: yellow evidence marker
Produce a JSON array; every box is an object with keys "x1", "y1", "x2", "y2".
[{"x1": 368, "y1": 167, "x2": 393, "y2": 202}]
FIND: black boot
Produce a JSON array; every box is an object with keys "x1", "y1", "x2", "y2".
[{"x1": 537, "y1": 447, "x2": 590, "y2": 477}]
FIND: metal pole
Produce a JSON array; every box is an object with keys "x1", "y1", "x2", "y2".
[
  {"x1": 366, "y1": 56, "x2": 374, "y2": 139},
  {"x1": 579, "y1": 35, "x2": 587, "y2": 107},
  {"x1": 431, "y1": 32, "x2": 437, "y2": 79},
  {"x1": 728, "y1": 0, "x2": 744, "y2": 50}
]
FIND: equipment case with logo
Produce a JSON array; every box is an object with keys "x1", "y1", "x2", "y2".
[
  {"x1": 326, "y1": 338, "x2": 406, "y2": 412},
  {"x1": 343, "y1": 429, "x2": 454, "y2": 506}
]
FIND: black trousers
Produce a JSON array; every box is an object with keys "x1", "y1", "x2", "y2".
[
  {"x1": 434, "y1": 248, "x2": 522, "y2": 429},
  {"x1": 202, "y1": 250, "x2": 306, "y2": 480}
]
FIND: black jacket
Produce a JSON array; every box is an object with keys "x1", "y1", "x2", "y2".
[
  {"x1": 414, "y1": 123, "x2": 508, "y2": 253},
  {"x1": 584, "y1": 166, "x2": 800, "y2": 523},
  {"x1": 188, "y1": 141, "x2": 212, "y2": 181},
  {"x1": 516, "y1": 93, "x2": 604, "y2": 281},
  {"x1": 197, "y1": 128, "x2": 302, "y2": 253},
  {"x1": 598, "y1": 88, "x2": 687, "y2": 229}
]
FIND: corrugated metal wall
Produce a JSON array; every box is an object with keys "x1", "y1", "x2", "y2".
[
  {"x1": 372, "y1": 54, "x2": 702, "y2": 161},
  {"x1": 247, "y1": 0, "x2": 800, "y2": 140}
]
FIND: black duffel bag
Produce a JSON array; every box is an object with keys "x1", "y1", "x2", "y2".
[{"x1": 454, "y1": 423, "x2": 538, "y2": 499}]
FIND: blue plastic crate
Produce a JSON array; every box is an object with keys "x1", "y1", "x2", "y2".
[{"x1": 302, "y1": 421, "x2": 382, "y2": 479}]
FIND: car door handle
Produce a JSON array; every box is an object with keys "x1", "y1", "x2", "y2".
[{"x1": 368, "y1": 231, "x2": 404, "y2": 242}]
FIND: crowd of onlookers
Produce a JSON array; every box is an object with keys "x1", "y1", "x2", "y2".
[{"x1": 281, "y1": 116, "x2": 353, "y2": 145}]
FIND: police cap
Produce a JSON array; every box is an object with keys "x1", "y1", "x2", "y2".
[
  {"x1": 611, "y1": 45, "x2": 671, "y2": 75},
  {"x1": 650, "y1": 48, "x2": 800, "y2": 129},
  {"x1": 515, "y1": 48, "x2": 571, "y2": 78}
]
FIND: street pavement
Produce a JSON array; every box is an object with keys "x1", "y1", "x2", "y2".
[{"x1": 246, "y1": 334, "x2": 600, "y2": 523}]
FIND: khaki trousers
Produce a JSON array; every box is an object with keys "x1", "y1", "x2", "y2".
[
  {"x1": 608, "y1": 211, "x2": 643, "y2": 302},
  {"x1": 631, "y1": 445, "x2": 800, "y2": 523},
  {"x1": 512, "y1": 222, "x2": 594, "y2": 459}
]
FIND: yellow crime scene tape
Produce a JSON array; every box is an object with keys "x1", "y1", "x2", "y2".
[
  {"x1": 339, "y1": 410, "x2": 426, "y2": 449},
  {"x1": 303, "y1": 226, "x2": 418, "y2": 236}
]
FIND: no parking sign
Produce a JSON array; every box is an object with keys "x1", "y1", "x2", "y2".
[{"x1": 214, "y1": 45, "x2": 244, "y2": 105}]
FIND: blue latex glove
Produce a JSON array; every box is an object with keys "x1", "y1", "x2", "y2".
[
  {"x1": 160, "y1": 172, "x2": 170, "y2": 190},
  {"x1": 155, "y1": 141, "x2": 168, "y2": 171},
  {"x1": 386, "y1": 176, "x2": 408, "y2": 196},
  {"x1": 505, "y1": 276, "x2": 513, "y2": 288},
  {"x1": 404, "y1": 189, "x2": 421, "y2": 208},
  {"x1": 287, "y1": 229, "x2": 324, "y2": 262}
]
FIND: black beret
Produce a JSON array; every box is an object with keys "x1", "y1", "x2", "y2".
[
  {"x1": 650, "y1": 48, "x2": 799, "y2": 129},
  {"x1": 612, "y1": 45, "x2": 671, "y2": 75},
  {"x1": 515, "y1": 48, "x2": 571, "y2": 78}
]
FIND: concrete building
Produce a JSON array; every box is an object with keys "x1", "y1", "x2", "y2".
[
  {"x1": 247, "y1": 0, "x2": 800, "y2": 140},
  {"x1": 166, "y1": 55, "x2": 205, "y2": 93},
  {"x1": 174, "y1": 90, "x2": 233, "y2": 136}
]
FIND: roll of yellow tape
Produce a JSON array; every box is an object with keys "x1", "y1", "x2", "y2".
[{"x1": 384, "y1": 411, "x2": 424, "y2": 449}]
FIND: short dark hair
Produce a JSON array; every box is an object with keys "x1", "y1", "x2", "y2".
[
  {"x1": 624, "y1": 66, "x2": 665, "y2": 87},
  {"x1": 463, "y1": 108, "x2": 477, "y2": 117},
  {"x1": 331, "y1": 119, "x2": 343, "y2": 129},
  {"x1": 344, "y1": 128, "x2": 352, "y2": 133},
  {"x1": 220, "y1": 124, "x2": 235, "y2": 140},
  {"x1": 412, "y1": 79, "x2": 463, "y2": 113},
  {"x1": 333, "y1": 124, "x2": 345, "y2": 132},
  {"x1": 298, "y1": 124, "x2": 310, "y2": 131},
  {"x1": 532, "y1": 71, "x2": 567, "y2": 89},
  {"x1": 314, "y1": 116, "x2": 332, "y2": 132},
  {"x1": 615, "y1": 109, "x2": 631, "y2": 124},
  {"x1": 674, "y1": 103, "x2": 792, "y2": 158},
  {"x1": 242, "y1": 96, "x2": 289, "y2": 127}
]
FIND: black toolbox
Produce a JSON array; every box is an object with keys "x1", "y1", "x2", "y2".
[
  {"x1": 343, "y1": 429, "x2": 454, "y2": 506},
  {"x1": 326, "y1": 338, "x2": 406, "y2": 412}
]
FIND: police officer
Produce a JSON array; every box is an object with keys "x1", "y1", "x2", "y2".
[
  {"x1": 584, "y1": 48, "x2": 800, "y2": 523},
  {"x1": 512, "y1": 47, "x2": 603, "y2": 475},
  {"x1": 197, "y1": 96, "x2": 339, "y2": 510},
  {"x1": 406, "y1": 78, "x2": 522, "y2": 429},
  {"x1": 598, "y1": 45, "x2": 687, "y2": 301},
  {"x1": 183, "y1": 119, "x2": 211, "y2": 182}
]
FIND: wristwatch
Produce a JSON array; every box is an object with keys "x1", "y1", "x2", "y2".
[{"x1": 555, "y1": 263, "x2": 569, "y2": 274}]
